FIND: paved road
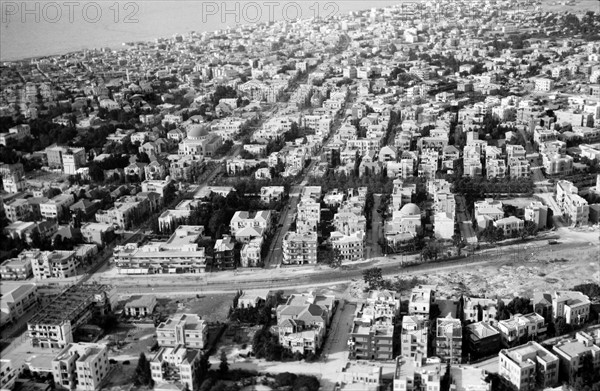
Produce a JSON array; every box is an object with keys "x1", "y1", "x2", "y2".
[
  {"x1": 265, "y1": 186, "x2": 301, "y2": 268},
  {"x1": 99, "y1": 238, "x2": 590, "y2": 296}
]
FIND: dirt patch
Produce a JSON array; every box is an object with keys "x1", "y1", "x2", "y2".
[{"x1": 152, "y1": 294, "x2": 235, "y2": 323}]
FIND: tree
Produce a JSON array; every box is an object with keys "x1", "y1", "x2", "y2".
[
  {"x1": 134, "y1": 353, "x2": 153, "y2": 386},
  {"x1": 318, "y1": 246, "x2": 342, "y2": 268},
  {"x1": 522, "y1": 221, "x2": 538, "y2": 239},
  {"x1": 219, "y1": 350, "x2": 229, "y2": 377},
  {"x1": 363, "y1": 267, "x2": 384, "y2": 290},
  {"x1": 193, "y1": 353, "x2": 211, "y2": 390}
]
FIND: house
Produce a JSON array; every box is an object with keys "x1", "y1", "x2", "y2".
[
  {"x1": 493, "y1": 216, "x2": 524, "y2": 237},
  {"x1": 229, "y1": 210, "x2": 273, "y2": 242},
  {"x1": 524, "y1": 202, "x2": 548, "y2": 229},
  {"x1": 124, "y1": 295, "x2": 157, "y2": 317},
  {"x1": 241, "y1": 237, "x2": 263, "y2": 267},
  {"x1": 551, "y1": 291, "x2": 591, "y2": 325},
  {"x1": 261, "y1": 186, "x2": 285, "y2": 203}
]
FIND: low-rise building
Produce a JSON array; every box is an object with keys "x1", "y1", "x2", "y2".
[
  {"x1": 156, "y1": 313, "x2": 208, "y2": 349},
  {"x1": 0, "y1": 284, "x2": 38, "y2": 326},
  {"x1": 51, "y1": 343, "x2": 109, "y2": 391},
  {"x1": 466, "y1": 321, "x2": 501, "y2": 359},
  {"x1": 497, "y1": 313, "x2": 547, "y2": 348},
  {"x1": 524, "y1": 201, "x2": 548, "y2": 229},
  {"x1": 330, "y1": 231, "x2": 365, "y2": 262},
  {"x1": 400, "y1": 315, "x2": 428, "y2": 359},
  {"x1": 498, "y1": 341, "x2": 559, "y2": 391},
  {"x1": 435, "y1": 315, "x2": 462, "y2": 364},
  {"x1": 241, "y1": 237, "x2": 263, "y2": 267},
  {"x1": 150, "y1": 345, "x2": 200, "y2": 390},
  {"x1": 113, "y1": 225, "x2": 206, "y2": 274},
  {"x1": 282, "y1": 231, "x2": 317, "y2": 265},
  {"x1": 0, "y1": 255, "x2": 33, "y2": 280},
  {"x1": 124, "y1": 295, "x2": 157, "y2": 317},
  {"x1": 408, "y1": 285, "x2": 436, "y2": 316},
  {"x1": 552, "y1": 332, "x2": 600, "y2": 382}
]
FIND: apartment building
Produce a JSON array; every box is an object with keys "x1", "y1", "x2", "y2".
[
  {"x1": 282, "y1": 231, "x2": 317, "y2": 265},
  {"x1": 260, "y1": 186, "x2": 286, "y2": 204},
  {"x1": 0, "y1": 163, "x2": 25, "y2": 193},
  {"x1": 542, "y1": 152, "x2": 573, "y2": 176},
  {"x1": 0, "y1": 284, "x2": 38, "y2": 326},
  {"x1": 330, "y1": 231, "x2": 364, "y2": 262},
  {"x1": 497, "y1": 313, "x2": 547, "y2": 348},
  {"x1": 463, "y1": 297, "x2": 499, "y2": 325},
  {"x1": 30, "y1": 249, "x2": 78, "y2": 279},
  {"x1": 393, "y1": 356, "x2": 445, "y2": 391},
  {"x1": 80, "y1": 222, "x2": 115, "y2": 246},
  {"x1": 45, "y1": 145, "x2": 86, "y2": 174},
  {"x1": 213, "y1": 235, "x2": 236, "y2": 270},
  {"x1": 524, "y1": 201, "x2": 548, "y2": 229},
  {"x1": 113, "y1": 225, "x2": 206, "y2": 274},
  {"x1": 466, "y1": 321, "x2": 501, "y2": 359},
  {"x1": 435, "y1": 315, "x2": 462, "y2": 364},
  {"x1": 297, "y1": 198, "x2": 321, "y2": 233},
  {"x1": 408, "y1": 285, "x2": 436, "y2": 316},
  {"x1": 508, "y1": 157, "x2": 530, "y2": 179},
  {"x1": 348, "y1": 290, "x2": 399, "y2": 360},
  {"x1": 552, "y1": 332, "x2": 600, "y2": 382},
  {"x1": 400, "y1": 315, "x2": 428, "y2": 359},
  {"x1": 150, "y1": 345, "x2": 200, "y2": 390},
  {"x1": 52, "y1": 343, "x2": 109, "y2": 390},
  {"x1": 498, "y1": 341, "x2": 559, "y2": 391},
  {"x1": 28, "y1": 284, "x2": 115, "y2": 349},
  {"x1": 0, "y1": 255, "x2": 33, "y2": 280},
  {"x1": 156, "y1": 313, "x2": 208, "y2": 349},
  {"x1": 556, "y1": 180, "x2": 589, "y2": 226},
  {"x1": 40, "y1": 193, "x2": 75, "y2": 220}
]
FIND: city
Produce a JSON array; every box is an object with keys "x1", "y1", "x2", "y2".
[{"x1": 1, "y1": 0, "x2": 600, "y2": 391}]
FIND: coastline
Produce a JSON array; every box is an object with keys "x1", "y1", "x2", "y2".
[{"x1": 0, "y1": 0, "x2": 401, "y2": 63}]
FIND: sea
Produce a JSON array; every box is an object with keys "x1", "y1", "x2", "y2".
[{"x1": 0, "y1": 0, "x2": 402, "y2": 62}]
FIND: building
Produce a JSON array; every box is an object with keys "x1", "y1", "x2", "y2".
[
  {"x1": 40, "y1": 193, "x2": 76, "y2": 220},
  {"x1": 0, "y1": 255, "x2": 33, "y2": 280},
  {"x1": 27, "y1": 284, "x2": 115, "y2": 349},
  {"x1": 463, "y1": 297, "x2": 499, "y2": 325},
  {"x1": 524, "y1": 202, "x2": 548, "y2": 229},
  {"x1": 282, "y1": 231, "x2": 317, "y2": 265},
  {"x1": 435, "y1": 315, "x2": 462, "y2": 364},
  {"x1": 493, "y1": 216, "x2": 524, "y2": 237},
  {"x1": 113, "y1": 225, "x2": 206, "y2": 274},
  {"x1": 213, "y1": 235, "x2": 236, "y2": 270},
  {"x1": 229, "y1": 210, "x2": 273, "y2": 242},
  {"x1": 0, "y1": 284, "x2": 38, "y2": 326},
  {"x1": 240, "y1": 237, "x2": 263, "y2": 267},
  {"x1": 556, "y1": 180, "x2": 589, "y2": 226},
  {"x1": 276, "y1": 292, "x2": 333, "y2": 355},
  {"x1": 156, "y1": 313, "x2": 208, "y2": 349},
  {"x1": 552, "y1": 290, "x2": 591, "y2": 325},
  {"x1": 552, "y1": 332, "x2": 600, "y2": 382},
  {"x1": 51, "y1": 343, "x2": 109, "y2": 391},
  {"x1": 474, "y1": 199, "x2": 504, "y2": 221},
  {"x1": 393, "y1": 356, "x2": 445, "y2": 391},
  {"x1": 534, "y1": 78, "x2": 554, "y2": 92},
  {"x1": 340, "y1": 362, "x2": 382, "y2": 391},
  {"x1": 45, "y1": 145, "x2": 87, "y2": 174},
  {"x1": 498, "y1": 341, "x2": 559, "y2": 391},
  {"x1": 497, "y1": 313, "x2": 547, "y2": 348},
  {"x1": 261, "y1": 186, "x2": 286, "y2": 203},
  {"x1": 124, "y1": 295, "x2": 157, "y2": 317},
  {"x1": 466, "y1": 321, "x2": 501, "y2": 359},
  {"x1": 150, "y1": 345, "x2": 200, "y2": 390},
  {"x1": 408, "y1": 285, "x2": 436, "y2": 316},
  {"x1": 348, "y1": 290, "x2": 399, "y2": 360},
  {"x1": 0, "y1": 163, "x2": 25, "y2": 193},
  {"x1": 30, "y1": 250, "x2": 78, "y2": 279},
  {"x1": 400, "y1": 315, "x2": 429, "y2": 359},
  {"x1": 0, "y1": 359, "x2": 19, "y2": 391},
  {"x1": 80, "y1": 222, "x2": 115, "y2": 246},
  {"x1": 330, "y1": 231, "x2": 365, "y2": 262}
]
